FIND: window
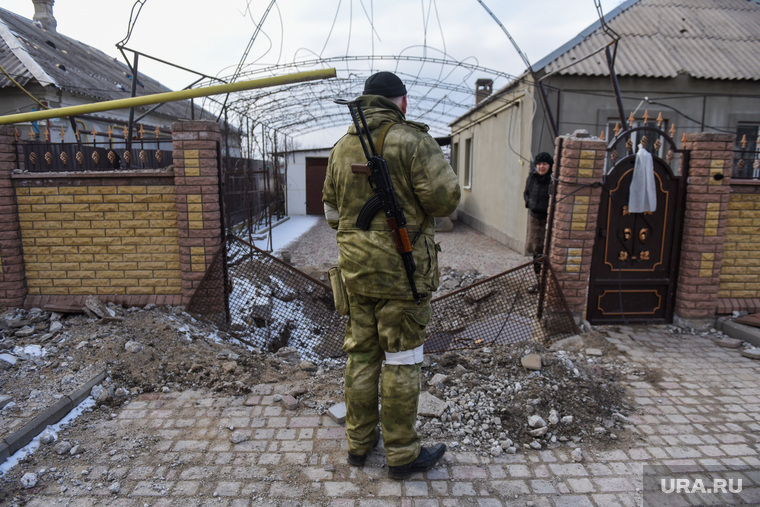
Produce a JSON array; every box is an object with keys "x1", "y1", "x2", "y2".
[
  {"x1": 451, "y1": 142, "x2": 459, "y2": 176},
  {"x1": 734, "y1": 124, "x2": 760, "y2": 179},
  {"x1": 464, "y1": 137, "x2": 473, "y2": 189}
]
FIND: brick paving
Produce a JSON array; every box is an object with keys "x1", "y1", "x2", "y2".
[{"x1": 18, "y1": 324, "x2": 760, "y2": 506}]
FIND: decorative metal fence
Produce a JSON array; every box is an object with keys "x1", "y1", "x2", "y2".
[
  {"x1": 733, "y1": 131, "x2": 759, "y2": 180},
  {"x1": 733, "y1": 149, "x2": 760, "y2": 180},
  {"x1": 188, "y1": 237, "x2": 578, "y2": 360},
  {"x1": 14, "y1": 125, "x2": 172, "y2": 172}
]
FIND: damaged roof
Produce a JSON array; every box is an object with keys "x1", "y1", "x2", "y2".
[
  {"x1": 0, "y1": 6, "x2": 193, "y2": 120},
  {"x1": 534, "y1": 0, "x2": 760, "y2": 81}
]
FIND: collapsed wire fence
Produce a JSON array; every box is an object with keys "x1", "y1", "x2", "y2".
[
  {"x1": 188, "y1": 237, "x2": 579, "y2": 361},
  {"x1": 424, "y1": 259, "x2": 579, "y2": 353},
  {"x1": 188, "y1": 235, "x2": 346, "y2": 362}
]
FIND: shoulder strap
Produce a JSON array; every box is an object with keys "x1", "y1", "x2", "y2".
[
  {"x1": 370, "y1": 120, "x2": 432, "y2": 241},
  {"x1": 374, "y1": 122, "x2": 396, "y2": 156}
]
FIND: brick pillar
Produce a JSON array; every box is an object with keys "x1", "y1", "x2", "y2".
[
  {"x1": 172, "y1": 121, "x2": 224, "y2": 307},
  {"x1": 0, "y1": 127, "x2": 27, "y2": 308},
  {"x1": 674, "y1": 132, "x2": 733, "y2": 319},
  {"x1": 548, "y1": 133, "x2": 606, "y2": 319}
]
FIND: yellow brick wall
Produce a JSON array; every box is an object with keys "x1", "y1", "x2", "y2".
[
  {"x1": 16, "y1": 184, "x2": 181, "y2": 296},
  {"x1": 719, "y1": 193, "x2": 760, "y2": 298}
]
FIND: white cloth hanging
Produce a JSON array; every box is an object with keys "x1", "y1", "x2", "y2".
[{"x1": 628, "y1": 143, "x2": 657, "y2": 213}]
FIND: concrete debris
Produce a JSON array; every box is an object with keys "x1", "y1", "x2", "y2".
[
  {"x1": 280, "y1": 394, "x2": 299, "y2": 411},
  {"x1": 528, "y1": 415, "x2": 546, "y2": 428},
  {"x1": 715, "y1": 337, "x2": 743, "y2": 349},
  {"x1": 328, "y1": 402, "x2": 346, "y2": 425},
  {"x1": 549, "y1": 335, "x2": 585, "y2": 352},
  {"x1": 20, "y1": 472, "x2": 37, "y2": 489},
  {"x1": 428, "y1": 373, "x2": 449, "y2": 386},
  {"x1": 418, "y1": 391, "x2": 448, "y2": 418},
  {"x1": 521, "y1": 354, "x2": 542, "y2": 370}
]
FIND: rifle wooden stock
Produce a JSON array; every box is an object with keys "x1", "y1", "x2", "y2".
[{"x1": 351, "y1": 163, "x2": 371, "y2": 175}]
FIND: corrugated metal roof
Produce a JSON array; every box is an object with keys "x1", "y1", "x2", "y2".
[
  {"x1": 0, "y1": 6, "x2": 193, "y2": 120},
  {"x1": 536, "y1": 0, "x2": 760, "y2": 81}
]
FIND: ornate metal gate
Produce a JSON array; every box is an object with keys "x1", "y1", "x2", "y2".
[{"x1": 587, "y1": 126, "x2": 688, "y2": 324}]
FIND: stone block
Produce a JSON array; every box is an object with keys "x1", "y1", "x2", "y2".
[
  {"x1": 427, "y1": 373, "x2": 449, "y2": 386},
  {"x1": 715, "y1": 337, "x2": 743, "y2": 349},
  {"x1": 328, "y1": 402, "x2": 346, "y2": 425},
  {"x1": 418, "y1": 392, "x2": 448, "y2": 418},
  {"x1": 521, "y1": 354, "x2": 542, "y2": 371},
  {"x1": 280, "y1": 394, "x2": 299, "y2": 411}
]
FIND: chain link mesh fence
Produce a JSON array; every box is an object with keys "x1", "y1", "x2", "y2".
[
  {"x1": 425, "y1": 259, "x2": 578, "y2": 353},
  {"x1": 188, "y1": 236, "x2": 347, "y2": 361},
  {"x1": 188, "y1": 238, "x2": 578, "y2": 360}
]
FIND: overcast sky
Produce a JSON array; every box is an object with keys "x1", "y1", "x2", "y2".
[{"x1": 3, "y1": 0, "x2": 625, "y2": 145}]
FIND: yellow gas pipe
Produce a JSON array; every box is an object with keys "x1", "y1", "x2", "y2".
[{"x1": 0, "y1": 68, "x2": 337, "y2": 125}]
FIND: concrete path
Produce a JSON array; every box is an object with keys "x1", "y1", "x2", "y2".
[{"x1": 20, "y1": 324, "x2": 760, "y2": 506}]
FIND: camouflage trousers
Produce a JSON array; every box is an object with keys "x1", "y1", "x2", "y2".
[{"x1": 342, "y1": 292, "x2": 432, "y2": 466}]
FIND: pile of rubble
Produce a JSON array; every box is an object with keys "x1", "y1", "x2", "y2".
[{"x1": 414, "y1": 333, "x2": 639, "y2": 459}]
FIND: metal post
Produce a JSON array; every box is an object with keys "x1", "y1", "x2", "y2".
[
  {"x1": 126, "y1": 52, "x2": 139, "y2": 168},
  {"x1": 0, "y1": 69, "x2": 338, "y2": 124}
]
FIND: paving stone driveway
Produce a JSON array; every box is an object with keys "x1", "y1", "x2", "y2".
[{"x1": 23, "y1": 325, "x2": 760, "y2": 506}]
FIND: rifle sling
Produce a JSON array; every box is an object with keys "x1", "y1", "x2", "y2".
[{"x1": 358, "y1": 121, "x2": 430, "y2": 242}]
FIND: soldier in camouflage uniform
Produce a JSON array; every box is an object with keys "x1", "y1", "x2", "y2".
[{"x1": 323, "y1": 71, "x2": 460, "y2": 480}]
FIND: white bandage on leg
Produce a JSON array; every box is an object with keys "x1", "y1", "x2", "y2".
[{"x1": 384, "y1": 345, "x2": 424, "y2": 365}]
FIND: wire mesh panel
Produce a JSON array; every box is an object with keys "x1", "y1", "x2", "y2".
[
  {"x1": 189, "y1": 236, "x2": 347, "y2": 360},
  {"x1": 189, "y1": 244, "x2": 578, "y2": 360},
  {"x1": 424, "y1": 259, "x2": 578, "y2": 353}
]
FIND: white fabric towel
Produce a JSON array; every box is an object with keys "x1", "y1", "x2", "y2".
[{"x1": 628, "y1": 143, "x2": 657, "y2": 213}]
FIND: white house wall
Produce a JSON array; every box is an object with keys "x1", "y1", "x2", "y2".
[
  {"x1": 451, "y1": 88, "x2": 533, "y2": 253},
  {"x1": 285, "y1": 149, "x2": 331, "y2": 216}
]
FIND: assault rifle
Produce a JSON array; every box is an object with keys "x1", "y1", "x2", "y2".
[{"x1": 334, "y1": 98, "x2": 425, "y2": 303}]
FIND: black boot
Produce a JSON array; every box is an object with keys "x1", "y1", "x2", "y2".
[
  {"x1": 388, "y1": 443, "x2": 447, "y2": 480},
  {"x1": 347, "y1": 428, "x2": 381, "y2": 466}
]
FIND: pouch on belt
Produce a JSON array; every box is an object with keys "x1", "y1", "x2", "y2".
[{"x1": 328, "y1": 266, "x2": 350, "y2": 315}]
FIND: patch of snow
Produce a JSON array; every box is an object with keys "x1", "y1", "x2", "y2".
[
  {"x1": 254, "y1": 215, "x2": 318, "y2": 253},
  {"x1": 0, "y1": 397, "x2": 96, "y2": 476}
]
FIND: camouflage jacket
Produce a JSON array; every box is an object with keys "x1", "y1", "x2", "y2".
[{"x1": 323, "y1": 95, "x2": 461, "y2": 299}]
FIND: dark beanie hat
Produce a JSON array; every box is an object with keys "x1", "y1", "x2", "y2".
[
  {"x1": 363, "y1": 71, "x2": 407, "y2": 98},
  {"x1": 535, "y1": 152, "x2": 554, "y2": 168}
]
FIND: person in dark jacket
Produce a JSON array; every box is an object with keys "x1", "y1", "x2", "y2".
[{"x1": 523, "y1": 152, "x2": 553, "y2": 286}]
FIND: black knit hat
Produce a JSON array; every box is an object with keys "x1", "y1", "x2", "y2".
[
  {"x1": 535, "y1": 152, "x2": 554, "y2": 168},
  {"x1": 363, "y1": 71, "x2": 407, "y2": 98}
]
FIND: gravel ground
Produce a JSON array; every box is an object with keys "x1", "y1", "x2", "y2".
[{"x1": 277, "y1": 216, "x2": 530, "y2": 284}]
